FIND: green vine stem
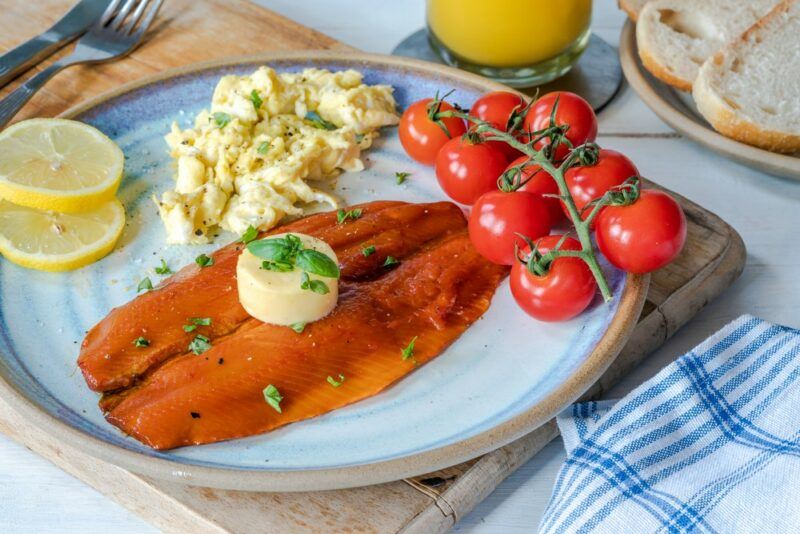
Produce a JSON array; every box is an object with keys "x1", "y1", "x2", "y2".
[{"x1": 433, "y1": 106, "x2": 615, "y2": 302}]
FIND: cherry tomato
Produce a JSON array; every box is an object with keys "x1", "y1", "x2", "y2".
[
  {"x1": 435, "y1": 136, "x2": 507, "y2": 205},
  {"x1": 595, "y1": 189, "x2": 687, "y2": 274},
  {"x1": 511, "y1": 235, "x2": 596, "y2": 322},
  {"x1": 523, "y1": 91, "x2": 597, "y2": 161},
  {"x1": 399, "y1": 98, "x2": 467, "y2": 165},
  {"x1": 468, "y1": 190, "x2": 551, "y2": 265},
  {"x1": 470, "y1": 91, "x2": 526, "y2": 161},
  {"x1": 564, "y1": 149, "x2": 639, "y2": 221},
  {"x1": 505, "y1": 156, "x2": 565, "y2": 225}
]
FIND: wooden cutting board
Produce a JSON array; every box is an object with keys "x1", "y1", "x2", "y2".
[{"x1": 0, "y1": 1, "x2": 746, "y2": 532}]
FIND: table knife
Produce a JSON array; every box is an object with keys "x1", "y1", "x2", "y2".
[{"x1": 0, "y1": 0, "x2": 112, "y2": 88}]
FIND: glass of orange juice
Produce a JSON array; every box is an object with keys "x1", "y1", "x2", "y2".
[{"x1": 427, "y1": 0, "x2": 592, "y2": 86}]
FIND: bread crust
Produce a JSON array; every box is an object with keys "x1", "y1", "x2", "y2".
[
  {"x1": 693, "y1": 1, "x2": 800, "y2": 153},
  {"x1": 636, "y1": 12, "x2": 695, "y2": 92},
  {"x1": 618, "y1": 0, "x2": 643, "y2": 21}
]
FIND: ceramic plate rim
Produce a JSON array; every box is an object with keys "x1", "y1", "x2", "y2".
[
  {"x1": 619, "y1": 20, "x2": 800, "y2": 181},
  {"x1": 0, "y1": 50, "x2": 649, "y2": 492}
]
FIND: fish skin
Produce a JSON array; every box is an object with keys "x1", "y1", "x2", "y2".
[
  {"x1": 104, "y1": 231, "x2": 507, "y2": 449},
  {"x1": 78, "y1": 201, "x2": 465, "y2": 392}
]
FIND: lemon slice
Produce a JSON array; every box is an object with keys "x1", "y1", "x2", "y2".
[
  {"x1": 0, "y1": 198, "x2": 125, "y2": 272},
  {"x1": 0, "y1": 118, "x2": 123, "y2": 213}
]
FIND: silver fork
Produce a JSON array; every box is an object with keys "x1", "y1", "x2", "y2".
[{"x1": 0, "y1": 0, "x2": 164, "y2": 128}]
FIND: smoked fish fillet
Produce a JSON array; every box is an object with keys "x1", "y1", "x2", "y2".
[
  {"x1": 79, "y1": 201, "x2": 507, "y2": 449},
  {"x1": 79, "y1": 201, "x2": 466, "y2": 392}
]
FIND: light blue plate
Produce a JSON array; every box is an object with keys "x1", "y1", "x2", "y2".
[{"x1": 0, "y1": 52, "x2": 647, "y2": 491}]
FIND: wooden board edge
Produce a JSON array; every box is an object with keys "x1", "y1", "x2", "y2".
[{"x1": 399, "y1": 202, "x2": 746, "y2": 533}]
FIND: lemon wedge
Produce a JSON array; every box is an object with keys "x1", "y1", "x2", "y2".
[
  {"x1": 0, "y1": 198, "x2": 125, "y2": 272},
  {"x1": 0, "y1": 118, "x2": 124, "y2": 213}
]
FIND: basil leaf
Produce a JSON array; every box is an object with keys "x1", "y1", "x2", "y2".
[
  {"x1": 247, "y1": 237, "x2": 296, "y2": 263},
  {"x1": 261, "y1": 260, "x2": 294, "y2": 272},
  {"x1": 240, "y1": 225, "x2": 259, "y2": 244},
  {"x1": 362, "y1": 245, "x2": 376, "y2": 257},
  {"x1": 213, "y1": 111, "x2": 231, "y2": 128},
  {"x1": 263, "y1": 384, "x2": 283, "y2": 413},
  {"x1": 305, "y1": 110, "x2": 337, "y2": 130},
  {"x1": 336, "y1": 208, "x2": 362, "y2": 224},
  {"x1": 300, "y1": 272, "x2": 330, "y2": 295},
  {"x1": 395, "y1": 171, "x2": 410, "y2": 185},
  {"x1": 295, "y1": 249, "x2": 340, "y2": 279},
  {"x1": 132, "y1": 337, "x2": 150, "y2": 347},
  {"x1": 383, "y1": 256, "x2": 399, "y2": 267}
]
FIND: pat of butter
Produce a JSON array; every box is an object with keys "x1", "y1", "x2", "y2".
[{"x1": 236, "y1": 233, "x2": 339, "y2": 326}]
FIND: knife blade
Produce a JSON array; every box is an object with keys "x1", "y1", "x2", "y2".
[{"x1": 0, "y1": 0, "x2": 112, "y2": 88}]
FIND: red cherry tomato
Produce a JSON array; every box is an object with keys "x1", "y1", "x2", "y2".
[
  {"x1": 399, "y1": 98, "x2": 467, "y2": 165},
  {"x1": 505, "y1": 156, "x2": 565, "y2": 225},
  {"x1": 468, "y1": 190, "x2": 551, "y2": 265},
  {"x1": 470, "y1": 91, "x2": 527, "y2": 161},
  {"x1": 510, "y1": 235, "x2": 596, "y2": 322},
  {"x1": 435, "y1": 136, "x2": 508, "y2": 205},
  {"x1": 595, "y1": 189, "x2": 687, "y2": 274},
  {"x1": 523, "y1": 92, "x2": 597, "y2": 161},
  {"x1": 564, "y1": 149, "x2": 639, "y2": 221}
]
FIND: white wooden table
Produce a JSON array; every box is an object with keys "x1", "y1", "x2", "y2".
[{"x1": 1, "y1": 1, "x2": 798, "y2": 532}]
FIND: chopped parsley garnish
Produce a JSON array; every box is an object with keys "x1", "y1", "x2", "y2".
[
  {"x1": 300, "y1": 271, "x2": 330, "y2": 295},
  {"x1": 401, "y1": 336, "x2": 418, "y2": 361},
  {"x1": 195, "y1": 253, "x2": 214, "y2": 267},
  {"x1": 327, "y1": 374, "x2": 345, "y2": 388},
  {"x1": 155, "y1": 259, "x2": 172, "y2": 275},
  {"x1": 137, "y1": 277, "x2": 153, "y2": 292},
  {"x1": 183, "y1": 317, "x2": 211, "y2": 332},
  {"x1": 257, "y1": 141, "x2": 270, "y2": 154},
  {"x1": 250, "y1": 89, "x2": 263, "y2": 110},
  {"x1": 305, "y1": 110, "x2": 337, "y2": 130},
  {"x1": 395, "y1": 171, "x2": 411, "y2": 185},
  {"x1": 212, "y1": 111, "x2": 231, "y2": 129},
  {"x1": 263, "y1": 384, "x2": 283, "y2": 413},
  {"x1": 336, "y1": 208, "x2": 362, "y2": 224},
  {"x1": 188, "y1": 334, "x2": 212, "y2": 355},
  {"x1": 132, "y1": 337, "x2": 150, "y2": 348},
  {"x1": 290, "y1": 322, "x2": 306, "y2": 334},
  {"x1": 383, "y1": 256, "x2": 399, "y2": 267},
  {"x1": 362, "y1": 245, "x2": 376, "y2": 257},
  {"x1": 240, "y1": 225, "x2": 259, "y2": 244}
]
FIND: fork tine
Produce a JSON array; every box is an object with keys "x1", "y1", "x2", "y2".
[
  {"x1": 110, "y1": 0, "x2": 139, "y2": 30},
  {"x1": 131, "y1": 0, "x2": 164, "y2": 39},
  {"x1": 121, "y1": 0, "x2": 150, "y2": 34},
  {"x1": 98, "y1": 0, "x2": 124, "y2": 26}
]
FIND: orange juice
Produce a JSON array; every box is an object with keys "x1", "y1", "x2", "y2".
[{"x1": 427, "y1": 0, "x2": 592, "y2": 68}]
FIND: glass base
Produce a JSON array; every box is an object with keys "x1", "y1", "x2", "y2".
[{"x1": 427, "y1": 28, "x2": 591, "y2": 87}]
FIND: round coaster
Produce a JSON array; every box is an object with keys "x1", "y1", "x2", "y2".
[{"x1": 391, "y1": 29, "x2": 623, "y2": 112}]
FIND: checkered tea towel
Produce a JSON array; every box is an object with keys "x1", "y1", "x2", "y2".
[{"x1": 540, "y1": 315, "x2": 800, "y2": 533}]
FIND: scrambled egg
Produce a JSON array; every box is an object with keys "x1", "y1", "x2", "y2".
[{"x1": 155, "y1": 67, "x2": 399, "y2": 244}]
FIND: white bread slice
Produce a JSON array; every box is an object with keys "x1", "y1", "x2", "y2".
[
  {"x1": 618, "y1": 0, "x2": 650, "y2": 21},
  {"x1": 637, "y1": 0, "x2": 779, "y2": 91},
  {"x1": 693, "y1": 1, "x2": 800, "y2": 153}
]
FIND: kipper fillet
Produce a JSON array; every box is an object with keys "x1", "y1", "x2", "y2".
[{"x1": 79, "y1": 201, "x2": 507, "y2": 449}]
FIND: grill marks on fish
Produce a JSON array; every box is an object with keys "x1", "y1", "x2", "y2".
[{"x1": 78, "y1": 201, "x2": 507, "y2": 450}]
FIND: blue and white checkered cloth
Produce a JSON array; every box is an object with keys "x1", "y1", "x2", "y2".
[{"x1": 539, "y1": 315, "x2": 800, "y2": 533}]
